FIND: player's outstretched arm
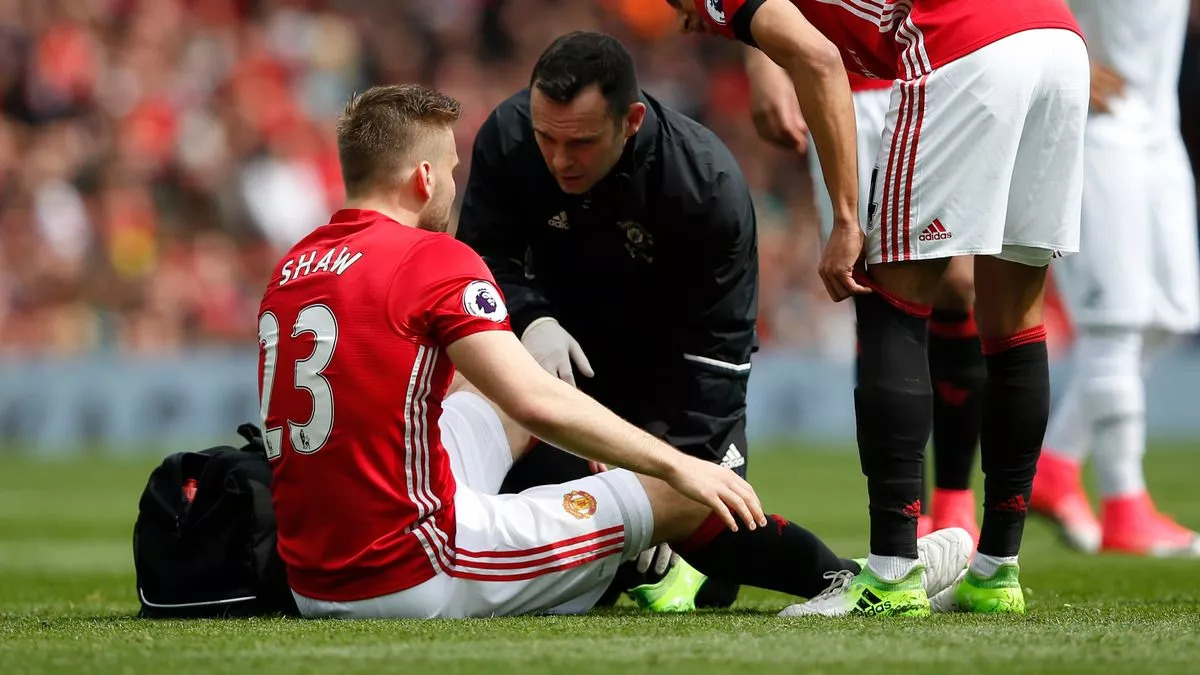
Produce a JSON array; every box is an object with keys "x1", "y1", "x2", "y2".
[{"x1": 446, "y1": 330, "x2": 767, "y2": 532}]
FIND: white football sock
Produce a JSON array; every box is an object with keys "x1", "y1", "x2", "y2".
[
  {"x1": 1043, "y1": 355, "x2": 1091, "y2": 463},
  {"x1": 867, "y1": 554, "x2": 918, "y2": 582},
  {"x1": 1077, "y1": 328, "x2": 1146, "y2": 498},
  {"x1": 970, "y1": 553, "x2": 1018, "y2": 578}
]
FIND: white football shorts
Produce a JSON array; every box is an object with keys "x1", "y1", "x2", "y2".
[
  {"x1": 864, "y1": 28, "x2": 1090, "y2": 267},
  {"x1": 1052, "y1": 115, "x2": 1200, "y2": 332},
  {"x1": 292, "y1": 391, "x2": 654, "y2": 619}
]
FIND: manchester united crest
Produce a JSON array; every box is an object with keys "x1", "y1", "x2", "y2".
[
  {"x1": 617, "y1": 220, "x2": 654, "y2": 263},
  {"x1": 562, "y1": 490, "x2": 598, "y2": 519}
]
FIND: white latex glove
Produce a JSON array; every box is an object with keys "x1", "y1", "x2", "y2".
[
  {"x1": 520, "y1": 317, "x2": 594, "y2": 387},
  {"x1": 636, "y1": 543, "x2": 677, "y2": 577}
]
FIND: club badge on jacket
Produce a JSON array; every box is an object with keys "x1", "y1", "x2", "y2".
[{"x1": 618, "y1": 220, "x2": 654, "y2": 263}]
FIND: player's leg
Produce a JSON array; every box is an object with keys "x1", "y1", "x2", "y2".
[
  {"x1": 623, "y1": 423, "x2": 752, "y2": 612},
  {"x1": 802, "y1": 87, "x2": 979, "y2": 615},
  {"x1": 850, "y1": 257, "x2": 946, "y2": 614},
  {"x1": 628, "y1": 474, "x2": 973, "y2": 617},
  {"x1": 1098, "y1": 137, "x2": 1200, "y2": 556},
  {"x1": 927, "y1": 257, "x2": 982, "y2": 541},
  {"x1": 498, "y1": 420, "x2": 737, "y2": 610},
  {"x1": 476, "y1": 379, "x2": 718, "y2": 611},
  {"x1": 450, "y1": 467, "x2": 829, "y2": 618},
  {"x1": 671, "y1": 425, "x2": 750, "y2": 610},
  {"x1": 938, "y1": 28, "x2": 1089, "y2": 614},
  {"x1": 838, "y1": 44, "x2": 1036, "y2": 616},
  {"x1": 1032, "y1": 114, "x2": 1154, "y2": 554},
  {"x1": 967, "y1": 255, "x2": 1052, "y2": 612}
]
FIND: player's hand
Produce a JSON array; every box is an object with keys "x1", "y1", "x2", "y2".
[
  {"x1": 1090, "y1": 61, "x2": 1125, "y2": 115},
  {"x1": 748, "y1": 60, "x2": 809, "y2": 152},
  {"x1": 636, "y1": 543, "x2": 677, "y2": 576},
  {"x1": 818, "y1": 222, "x2": 872, "y2": 302},
  {"x1": 587, "y1": 460, "x2": 608, "y2": 474},
  {"x1": 666, "y1": 455, "x2": 766, "y2": 532},
  {"x1": 520, "y1": 317, "x2": 594, "y2": 387}
]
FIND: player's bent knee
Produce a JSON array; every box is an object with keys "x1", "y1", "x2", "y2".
[{"x1": 636, "y1": 475, "x2": 711, "y2": 544}]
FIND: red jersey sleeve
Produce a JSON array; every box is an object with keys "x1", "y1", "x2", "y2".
[{"x1": 388, "y1": 235, "x2": 512, "y2": 345}]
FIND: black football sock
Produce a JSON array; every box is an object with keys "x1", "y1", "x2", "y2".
[
  {"x1": 977, "y1": 326, "x2": 1050, "y2": 558},
  {"x1": 928, "y1": 309, "x2": 984, "y2": 491},
  {"x1": 920, "y1": 456, "x2": 930, "y2": 515},
  {"x1": 676, "y1": 513, "x2": 860, "y2": 600},
  {"x1": 693, "y1": 577, "x2": 741, "y2": 609},
  {"x1": 854, "y1": 290, "x2": 933, "y2": 559}
]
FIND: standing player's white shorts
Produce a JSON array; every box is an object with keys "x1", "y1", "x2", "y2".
[
  {"x1": 1052, "y1": 114, "x2": 1200, "y2": 332},
  {"x1": 292, "y1": 392, "x2": 655, "y2": 618},
  {"x1": 812, "y1": 87, "x2": 891, "y2": 242},
  {"x1": 864, "y1": 29, "x2": 1090, "y2": 267}
]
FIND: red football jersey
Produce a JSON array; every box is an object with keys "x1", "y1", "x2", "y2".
[
  {"x1": 698, "y1": 0, "x2": 1081, "y2": 80},
  {"x1": 257, "y1": 209, "x2": 511, "y2": 601}
]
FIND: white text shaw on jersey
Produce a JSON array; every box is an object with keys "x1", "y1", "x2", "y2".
[{"x1": 279, "y1": 246, "x2": 363, "y2": 285}]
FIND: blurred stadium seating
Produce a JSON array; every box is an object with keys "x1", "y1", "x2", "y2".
[{"x1": 2, "y1": 0, "x2": 1199, "y2": 449}]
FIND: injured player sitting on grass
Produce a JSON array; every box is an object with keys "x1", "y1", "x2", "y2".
[{"x1": 256, "y1": 83, "x2": 973, "y2": 619}]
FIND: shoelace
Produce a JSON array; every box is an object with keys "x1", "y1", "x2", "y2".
[{"x1": 810, "y1": 569, "x2": 856, "y2": 603}]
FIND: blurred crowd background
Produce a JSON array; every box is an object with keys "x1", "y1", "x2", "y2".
[{"x1": 3, "y1": 0, "x2": 1200, "y2": 357}]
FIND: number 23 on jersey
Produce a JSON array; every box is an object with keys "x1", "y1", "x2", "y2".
[{"x1": 258, "y1": 304, "x2": 340, "y2": 459}]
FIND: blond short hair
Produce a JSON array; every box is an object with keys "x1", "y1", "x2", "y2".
[{"x1": 336, "y1": 84, "x2": 462, "y2": 198}]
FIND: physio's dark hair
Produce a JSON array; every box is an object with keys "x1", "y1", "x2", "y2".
[{"x1": 530, "y1": 31, "x2": 639, "y2": 121}]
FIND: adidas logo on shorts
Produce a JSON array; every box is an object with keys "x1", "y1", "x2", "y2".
[
  {"x1": 919, "y1": 219, "x2": 952, "y2": 241},
  {"x1": 720, "y1": 443, "x2": 745, "y2": 470}
]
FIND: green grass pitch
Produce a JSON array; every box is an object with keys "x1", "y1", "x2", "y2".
[{"x1": 2, "y1": 444, "x2": 1199, "y2": 674}]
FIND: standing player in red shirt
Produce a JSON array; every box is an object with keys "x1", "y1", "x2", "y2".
[
  {"x1": 667, "y1": 0, "x2": 1089, "y2": 616},
  {"x1": 256, "y1": 84, "x2": 971, "y2": 618}
]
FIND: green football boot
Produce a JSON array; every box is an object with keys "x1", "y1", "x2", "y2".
[
  {"x1": 628, "y1": 557, "x2": 707, "y2": 612},
  {"x1": 950, "y1": 564, "x2": 1026, "y2": 614},
  {"x1": 777, "y1": 565, "x2": 931, "y2": 617}
]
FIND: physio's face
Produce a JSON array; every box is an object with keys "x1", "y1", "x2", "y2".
[{"x1": 530, "y1": 84, "x2": 630, "y2": 194}]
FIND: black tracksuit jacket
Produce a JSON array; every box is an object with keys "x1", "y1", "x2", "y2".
[{"x1": 457, "y1": 88, "x2": 759, "y2": 480}]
